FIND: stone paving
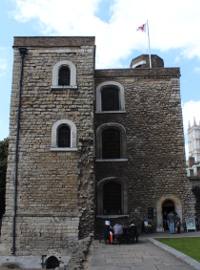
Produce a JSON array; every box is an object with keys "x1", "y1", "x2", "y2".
[{"x1": 86, "y1": 231, "x2": 200, "y2": 270}]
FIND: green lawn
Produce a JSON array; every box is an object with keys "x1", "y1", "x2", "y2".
[{"x1": 156, "y1": 237, "x2": 200, "y2": 262}]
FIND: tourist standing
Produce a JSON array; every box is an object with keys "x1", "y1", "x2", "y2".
[{"x1": 167, "y1": 212, "x2": 175, "y2": 234}]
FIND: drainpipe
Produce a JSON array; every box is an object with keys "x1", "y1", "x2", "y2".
[{"x1": 12, "y1": 47, "x2": 27, "y2": 255}]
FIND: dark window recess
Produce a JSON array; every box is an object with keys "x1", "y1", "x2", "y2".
[
  {"x1": 103, "y1": 183, "x2": 121, "y2": 214},
  {"x1": 58, "y1": 126, "x2": 70, "y2": 147},
  {"x1": 101, "y1": 87, "x2": 119, "y2": 111},
  {"x1": 102, "y1": 129, "x2": 120, "y2": 159},
  {"x1": 58, "y1": 67, "x2": 70, "y2": 86},
  {"x1": 46, "y1": 256, "x2": 59, "y2": 269}
]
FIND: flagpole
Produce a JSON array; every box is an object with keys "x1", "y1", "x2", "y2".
[{"x1": 147, "y1": 20, "x2": 152, "y2": 68}]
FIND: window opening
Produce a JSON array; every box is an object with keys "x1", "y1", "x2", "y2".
[
  {"x1": 102, "y1": 87, "x2": 119, "y2": 111},
  {"x1": 46, "y1": 256, "x2": 59, "y2": 269},
  {"x1": 58, "y1": 67, "x2": 70, "y2": 86},
  {"x1": 103, "y1": 183, "x2": 121, "y2": 214},
  {"x1": 102, "y1": 129, "x2": 120, "y2": 159},
  {"x1": 58, "y1": 125, "x2": 70, "y2": 147}
]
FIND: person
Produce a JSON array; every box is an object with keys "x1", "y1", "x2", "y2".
[
  {"x1": 127, "y1": 223, "x2": 137, "y2": 236},
  {"x1": 104, "y1": 220, "x2": 112, "y2": 243},
  {"x1": 167, "y1": 212, "x2": 176, "y2": 233},
  {"x1": 163, "y1": 211, "x2": 168, "y2": 230},
  {"x1": 175, "y1": 216, "x2": 181, "y2": 233},
  {"x1": 113, "y1": 223, "x2": 123, "y2": 237}
]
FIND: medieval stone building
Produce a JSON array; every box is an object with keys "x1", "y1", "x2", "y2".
[{"x1": 0, "y1": 37, "x2": 196, "y2": 268}]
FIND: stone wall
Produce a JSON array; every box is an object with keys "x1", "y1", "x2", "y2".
[
  {"x1": 94, "y1": 69, "x2": 196, "y2": 233},
  {"x1": 1, "y1": 37, "x2": 95, "y2": 262}
]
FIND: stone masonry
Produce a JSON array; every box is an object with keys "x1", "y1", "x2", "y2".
[
  {"x1": 1, "y1": 37, "x2": 95, "y2": 268},
  {"x1": 94, "y1": 66, "x2": 196, "y2": 234},
  {"x1": 0, "y1": 37, "x2": 197, "y2": 269}
]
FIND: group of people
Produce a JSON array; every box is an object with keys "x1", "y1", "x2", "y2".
[
  {"x1": 163, "y1": 211, "x2": 181, "y2": 234},
  {"x1": 104, "y1": 220, "x2": 137, "y2": 242}
]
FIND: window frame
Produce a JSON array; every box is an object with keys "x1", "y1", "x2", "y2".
[
  {"x1": 51, "y1": 60, "x2": 77, "y2": 90},
  {"x1": 50, "y1": 119, "x2": 77, "y2": 151},
  {"x1": 58, "y1": 66, "x2": 70, "y2": 86},
  {"x1": 58, "y1": 125, "x2": 70, "y2": 147},
  {"x1": 96, "y1": 81, "x2": 125, "y2": 113},
  {"x1": 96, "y1": 123, "x2": 127, "y2": 162},
  {"x1": 101, "y1": 86, "x2": 119, "y2": 111},
  {"x1": 96, "y1": 177, "x2": 128, "y2": 216}
]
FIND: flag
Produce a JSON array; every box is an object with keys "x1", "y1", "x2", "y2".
[{"x1": 136, "y1": 23, "x2": 146, "y2": 32}]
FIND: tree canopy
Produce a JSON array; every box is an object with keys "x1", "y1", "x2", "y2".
[{"x1": 0, "y1": 137, "x2": 8, "y2": 218}]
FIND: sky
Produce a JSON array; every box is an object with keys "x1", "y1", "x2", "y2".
[{"x1": 0, "y1": 0, "x2": 200, "y2": 161}]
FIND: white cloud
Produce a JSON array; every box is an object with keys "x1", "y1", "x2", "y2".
[
  {"x1": 174, "y1": 56, "x2": 180, "y2": 63},
  {"x1": 11, "y1": 0, "x2": 200, "y2": 68},
  {"x1": 0, "y1": 58, "x2": 7, "y2": 77},
  {"x1": 194, "y1": 67, "x2": 200, "y2": 73},
  {"x1": 0, "y1": 59, "x2": 7, "y2": 71}
]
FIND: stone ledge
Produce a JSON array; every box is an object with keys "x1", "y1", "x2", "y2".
[{"x1": 95, "y1": 159, "x2": 128, "y2": 162}]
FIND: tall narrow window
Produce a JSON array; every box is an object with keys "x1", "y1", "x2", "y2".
[
  {"x1": 103, "y1": 183, "x2": 121, "y2": 214},
  {"x1": 58, "y1": 67, "x2": 70, "y2": 86},
  {"x1": 101, "y1": 87, "x2": 119, "y2": 111},
  {"x1": 58, "y1": 125, "x2": 70, "y2": 147},
  {"x1": 102, "y1": 129, "x2": 120, "y2": 159}
]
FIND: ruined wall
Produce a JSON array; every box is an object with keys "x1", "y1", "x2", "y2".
[
  {"x1": 1, "y1": 37, "x2": 95, "y2": 257},
  {"x1": 94, "y1": 68, "x2": 195, "y2": 232}
]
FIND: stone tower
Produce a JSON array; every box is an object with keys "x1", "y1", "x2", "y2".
[
  {"x1": 188, "y1": 117, "x2": 200, "y2": 163},
  {"x1": 1, "y1": 38, "x2": 196, "y2": 269},
  {"x1": 1, "y1": 37, "x2": 95, "y2": 267}
]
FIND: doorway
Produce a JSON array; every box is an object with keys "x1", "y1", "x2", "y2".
[{"x1": 162, "y1": 200, "x2": 175, "y2": 230}]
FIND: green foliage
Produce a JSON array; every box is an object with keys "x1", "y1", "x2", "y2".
[
  {"x1": 0, "y1": 137, "x2": 9, "y2": 218},
  {"x1": 156, "y1": 237, "x2": 200, "y2": 262}
]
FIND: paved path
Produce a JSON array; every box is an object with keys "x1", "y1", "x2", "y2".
[{"x1": 86, "y1": 231, "x2": 200, "y2": 270}]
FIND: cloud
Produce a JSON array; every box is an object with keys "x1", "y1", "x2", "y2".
[
  {"x1": 0, "y1": 59, "x2": 7, "y2": 71},
  {"x1": 194, "y1": 67, "x2": 200, "y2": 73},
  {"x1": 12, "y1": 0, "x2": 200, "y2": 68},
  {"x1": 0, "y1": 58, "x2": 7, "y2": 77}
]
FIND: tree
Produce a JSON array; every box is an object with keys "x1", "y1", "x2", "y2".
[{"x1": 0, "y1": 137, "x2": 8, "y2": 218}]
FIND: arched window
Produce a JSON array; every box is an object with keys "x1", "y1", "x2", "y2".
[
  {"x1": 46, "y1": 256, "x2": 59, "y2": 269},
  {"x1": 102, "y1": 129, "x2": 120, "y2": 159},
  {"x1": 96, "y1": 177, "x2": 128, "y2": 216},
  {"x1": 96, "y1": 123, "x2": 127, "y2": 161},
  {"x1": 51, "y1": 60, "x2": 77, "y2": 89},
  {"x1": 58, "y1": 125, "x2": 70, "y2": 147},
  {"x1": 50, "y1": 119, "x2": 77, "y2": 151},
  {"x1": 58, "y1": 66, "x2": 70, "y2": 86},
  {"x1": 101, "y1": 87, "x2": 119, "y2": 111},
  {"x1": 103, "y1": 182, "x2": 121, "y2": 215},
  {"x1": 96, "y1": 81, "x2": 125, "y2": 113}
]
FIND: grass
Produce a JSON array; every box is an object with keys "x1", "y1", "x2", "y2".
[
  {"x1": 0, "y1": 263, "x2": 20, "y2": 269},
  {"x1": 156, "y1": 237, "x2": 200, "y2": 262}
]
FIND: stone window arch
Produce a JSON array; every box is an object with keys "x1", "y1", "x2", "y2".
[
  {"x1": 96, "y1": 81, "x2": 125, "y2": 113},
  {"x1": 96, "y1": 123, "x2": 127, "y2": 162},
  {"x1": 51, "y1": 60, "x2": 77, "y2": 89},
  {"x1": 156, "y1": 195, "x2": 182, "y2": 232},
  {"x1": 96, "y1": 177, "x2": 128, "y2": 216},
  {"x1": 50, "y1": 119, "x2": 77, "y2": 151}
]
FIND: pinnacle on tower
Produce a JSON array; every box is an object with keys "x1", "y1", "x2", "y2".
[
  {"x1": 188, "y1": 120, "x2": 191, "y2": 129},
  {"x1": 193, "y1": 116, "x2": 196, "y2": 126}
]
